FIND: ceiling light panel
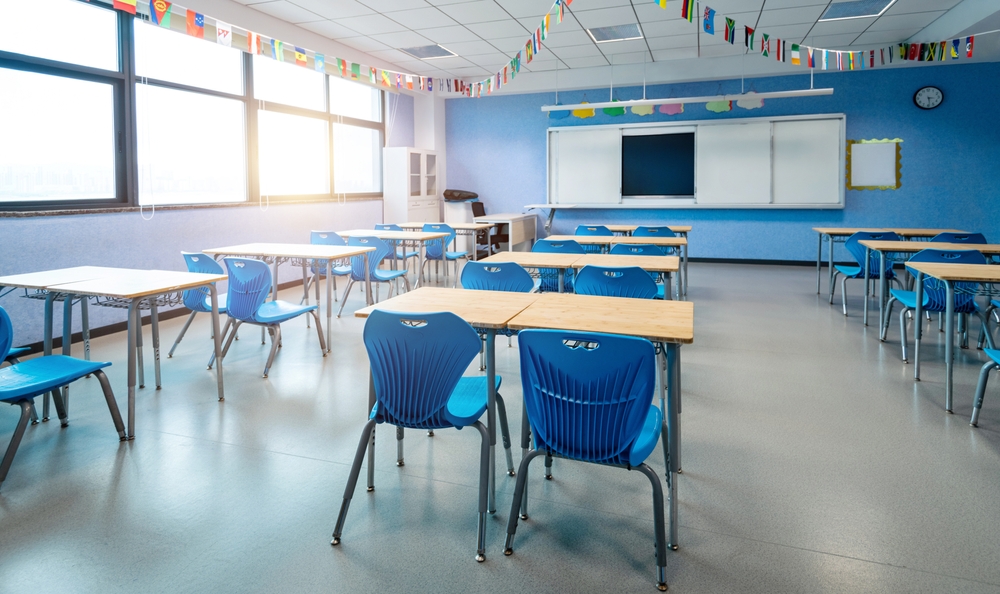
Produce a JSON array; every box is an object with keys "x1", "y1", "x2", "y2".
[
  {"x1": 587, "y1": 23, "x2": 643, "y2": 43},
  {"x1": 399, "y1": 44, "x2": 457, "y2": 59},
  {"x1": 819, "y1": 0, "x2": 897, "y2": 21}
]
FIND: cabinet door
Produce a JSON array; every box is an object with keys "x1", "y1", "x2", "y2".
[
  {"x1": 409, "y1": 151, "x2": 422, "y2": 197},
  {"x1": 425, "y1": 154, "x2": 437, "y2": 197}
]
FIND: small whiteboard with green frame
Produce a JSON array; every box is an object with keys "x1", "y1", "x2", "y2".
[{"x1": 847, "y1": 139, "x2": 902, "y2": 190}]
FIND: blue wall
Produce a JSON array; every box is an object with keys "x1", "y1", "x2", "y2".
[{"x1": 445, "y1": 62, "x2": 1000, "y2": 261}]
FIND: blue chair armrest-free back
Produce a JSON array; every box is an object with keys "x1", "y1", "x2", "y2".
[
  {"x1": 830, "y1": 231, "x2": 901, "y2": 315},
  {"x1": 169, "y1": 252, "x2": 229, "y2": 359},
  {"x1": 532, "y1": 238, "x2": 585, "y2": 292},
  {"x1": 574, "y1": 265, "x2": 659, "y2": 300}
]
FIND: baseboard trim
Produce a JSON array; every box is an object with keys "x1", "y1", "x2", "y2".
[{"x1": 689, "y1": 257, "x2": 852, "y2": 267}]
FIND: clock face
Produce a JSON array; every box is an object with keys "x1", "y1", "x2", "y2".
[{"x1": 914, "y1": 86, "x2": 943, "y2": 109}]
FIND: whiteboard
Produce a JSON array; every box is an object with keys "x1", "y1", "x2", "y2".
[
  {"x1": 548, "y1": 128, "x2": 621, "y2": 204},
  {"x1": 773, "y1": 119, "x2": 842, "y2": 204},
  {"x1": 696, "y1": 122, "x2": 771, "y2": 204},
  {"x1": 851, "y1": 142, "x2": 898, "y2": 188}
]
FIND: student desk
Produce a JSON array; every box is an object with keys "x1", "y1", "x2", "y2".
[
  {"x1": 355, "y1": 287, "x2": 541, "y2": 514},
  {"x1": 907, "y1": 262, "x2": 1000, "y2": 413},
  {"x1": 397, "y1": 222, "x2": 495, "y2": 261},
  {"x1": 480, "y1": 252, "x2": 582, "y2": 293},
  {"x1": 473, "y1": 213, "x2": 537, "y2": 252},
  {"x1": 597, "y1": 225, "x2": 691, "y2": 297},
  {"x1": 571, "y1": 254, "x2": 681, "y2": 300},
  {"x1": 337, "y1": 229, "x2": 449, "y2": 288},
  {"x1": 546, "y1": 235, "x2": 688, "y2": 298},
  {"x1": 507, "y1": 292, "x2": 695, "y2": 549},
  {"x1": 203, "y1": 243, "x2": 375, "y2": 349}
]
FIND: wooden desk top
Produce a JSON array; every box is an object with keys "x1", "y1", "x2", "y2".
[
  {"x1": 51, "y1": 270, "x2": 228, "y2": 299},
  {"x1": 0, "y1": 266, "x2": 128, "y2": 290},
  {"x1": 572, "y1": 254, "x2": 680, "y2": 272},
  {"x1": 481, "y1": 252, "x2": 582, "y2": 268},
  {"x1": 354, "y1": 287, "x2": 540, "y2": 329},
  {"x1": 602, "y1": 225, "x2": 692, "y2": 234},
  {"x1": 398, "y1": 222, "x2": 494, "y2": 231},
  {"x1": 859, "y1": 241, "x2": 1000, "y2": 254},
  {"x1": 507, "y1": 293, "x2": 694, "y2": 345},
  {"x1": 812, "y1": 227, "x2": 886, "y2": 235},
  {"x1": 546, "y1": 235, "x2": 687, "y2": 247},
  {"x1": 203, "y1": 243, "x2": 374, "y2": 260},
  {"x1": 474, "y1": 213, "x2": 535, "y2": 222},
  {"x1": 337, "y1": 229, "x2": 449, "y2": 241},
  {"x1": 906, "y1": 262, "x2": 1000, "y2": 283},
  {"x1": 885, "y1": 228, "x2": 966, "y2": 237}
]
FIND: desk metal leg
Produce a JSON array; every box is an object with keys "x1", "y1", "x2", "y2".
[
  {"x1": 816, "y1": 233, "x2": 823, "y2": 294},
  {"x1": 558, "y1": 269, "x2": 565, "y2": 293},
  {"x1": 667, "y1": 273, "x2": 674, "y2": 301},
  {"x1": 150, "y1": 300, "x2": 162, "y2": 390},
  {"x1": 486, "y1": 328, "x2": 497, "y2": 514},
  {"x1": 878, "y1": 251, "x2": 888, "y2": 333},
  {"x1": 136, "y1": 303, "x2": 145, "y2": 390},
  {"x1": 945, "y1": 281, "x2": 955, "y2": 412},
  {"x1": 863, "y1": 247, "x2": 871, "y2": 325},
  {"x1": 42, "y1": 292, "x2": 56, "y2": 421},
  {"x1": 62, "y1": 297, "x2": 74, "y2": 415},
  {"x1": 828, "y1": 235, "x2": 835, "y2": 295},
  {"x1": 364, "y1": 253, "x2": 373, "y2": 305},
  {"x1": 126, "y1": 299, "x2": 138, "y2": 440},
  {"x1": 81, "y1": 297, "x2": 91, "y2": 361},
  {"x1": 416, "y1": 243, "x2": 425, "y2": 288},
  {"x1": 208, "y1": 286, "x2": 225, "y2": 402},
  {"x1": 666, "y1": 343, "x2": 680, "y2": 550},
  {"x1": 914, "y1": 273, "x2": 924, "y2": 380},
  {"x1": 682, "y1": 235, "x2": 689, "y2": 298},
  {"x1": 325, "y1": 260, "x2": 333, "y2": 352}
]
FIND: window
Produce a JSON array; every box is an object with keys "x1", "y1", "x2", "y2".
[
  {"x1": 258, "y1": 111, "x2": 330, "y2": 196},
  {"x1": 135, "y1": 22, "x2": 243, "y2": 95},
  {"x1": 253, "y1": 55, "x2": 325, "y2": 112},
  {"x1": 329, "y1": 76, "x2": 381, "y2": 122},
  {"x1": 136, "y1": 84, "x2": 247, "y2": 205},
  {"x1": 0, "y1": 0, "x2": 118, "y2": 71},
  {"x1": 0, "y1": 68, "x2": 116, "y2": 203},
  {"x1": 333, "y1": 125, "x2": 382, "y2": 194}
]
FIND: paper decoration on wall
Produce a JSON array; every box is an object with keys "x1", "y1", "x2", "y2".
[
  {"x1": 736, "y1": 93, "x2": 764, "y2": 110},
  {"x1": 548, "y1": 103, "x2": 570, "y2": 119},
  {"x1": 846, "y1": 139, "x2": 903, "y2": 190},
  {"x1": 631, "y1": 105, "x2": 655, "y2": 116},
  {"x1": 658, "y1": 103, "x2": 684, "y2": 115},
  {"x1": 572, "y1": 102, "x2": 596, "y2": 118},
  {"x1": 706, "y1": 100, "x2": 732, "y2": 113},
  {"x1": 603, "y1": 100, "x2": 625, "y2": 116}
]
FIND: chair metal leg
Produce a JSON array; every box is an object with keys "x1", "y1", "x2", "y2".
[
  {"x1": 841, "y1": 276, "x2": 849, "y2": 316},
  {"x1": 472, "y1": 419, "x2": 490, "y2": 562},
  {"x1": 337, "y1": 280, "x2": 356, "y2": 318},
  {"x1": 971, "y1": 361, "x2": 998, "y2": 427},
  {"x1": 310, "y1": 310, "x2": 328, "y2": 355},
  {"x1": 213, "y1": 320, "x2": 241, "y2": 369},
  {"x1": 960, "y1": 313, "x2": 970, "y2": 349},
  {"x1": 332, "y1": 419, "x2": 378, "y2": 546},
  {"x1": 263, "y1": 326, "x2": 280, "y2": 378},
  {"x1": 0, "y1": 401, "x2": 34, "y2": 489},
  {"x1": 504, "y1": 448, "x2": 544, "y2": 554},
  {"x1": 829, "y1": 271, "x2": 840, "y2": 304},
  {"x1": 396, "y1": 426, "x2": 404, "y2": 467},
  {"x1": 168, "y1": 311, "x2": 198, "y2": 358},
  {"x1": 207, "y1": 317, "x2": 234, "y2": 369},
  {"x1": 28, "y1": 401, "x2": 38, "y2": 425},
  {"x1": 636, "y1": 463, "x2": 669, "y2": 592},
  {"x1": 975, "y1": 311, "x2": 996, "y2": 350},
  {"x1": 544, "y1": 453, "x2": 553, "y2": 480},
  {"x1": 149, "y1": 300, "x2": 162, "y2": 389},
  {"x1": 94, "y1": 369, "x2": 127, "y2": 440},
  {"x1": 900, "y1": 306, "x2": 910, "y2": 363},
  {"x1": 881, "y1": 297, "x2": 896, "y2": 342},
  {"x1": 496, "y1": 394, "x2": 515, "y2": 476}
]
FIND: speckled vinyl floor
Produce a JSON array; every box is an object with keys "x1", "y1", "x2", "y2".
[{"x1": 1, "y1": 263, "x2": 999, "y2": 594}]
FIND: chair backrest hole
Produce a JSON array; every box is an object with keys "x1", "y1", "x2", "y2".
[
  {"x1": 400, "y1": 319, "x2": 428, "y2": 328},
  {"x1": 602, "y1": 271, "x2": 624, "y2": 278},
  {"x1": 486, "y1": 267, "x2": 502, "y2": 273},
  {"x1": 233, "y1": 261, "x2": 244, "y2": 268},
  {"x1": 562, "y1": 338, "x2": 599, "y2": 351}
]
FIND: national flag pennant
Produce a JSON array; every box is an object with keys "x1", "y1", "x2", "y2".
[
  {"x1": 791, "y1": 43, "x2": 801, "y2": 65},
  {"x1": 446, "y1": 79, "x2": 452, "y2": 92},
  {"x1": 396, "y1": 73, "x2": 402, "y2": 88},
  {"x1": 337, "y1": 58, "x2": 347, "y2": 77},
  {"x1": 680, "y1": 0, "x2": 695, "y2": 22},
  {"x1": 526, "y1": 40, "x2": 534, "y2": 63},
  {"x1": 428, "y1": 78, "x2": 433, "y2": 91},
  {"x1": 558, "y1": 0, "x2": 565, "y2": 22},
  {"x1": 350, "y1": 62, "x2": 360, "y2": 79},
  {"x1": 272, "y1": 39, "x2": 283, "y2": 61},
  {"x1": 248, "y1": 32, "x2": 261, "y2": 55},
  {"x1": 848, "y1": 51, "x2": 854, "y2": 70},
  {"x1": 908, "y1": 43, "x2": 919, "y2": 60},
  {"x1": 937, "y1": 41, "x2": 944, "y2": 61},
  {"x1": 113, "y1": 0, "x2": 137, "y2": 15},
  {"x1": 951, "y1": 39, "x2": 960, "y2": 59},
  {"x1": 760, "y1": 33, "x2": 769, "y2": 57},
  {"x1": 870, "y1": 49, "x2": 875, "y2": 67},
  {"x1": 515, "y1": 51, "x2": 522, "y2": 72},
  {"x1": 150, "y1": 0, "x2": 171, "y2": 27},
  {"x1": 966, "y1": 36, "x2": 974, "y2": 58},
  {"x1": 419, "y1": 77, "x2": 425, "y2": 91},
  {"x1": 314, "y1": 53, "x2": 325, "y2": 72},
  {"x1": 775, "y1": 39, "x2": 784, "y2": 61},
  {"x1": 836, "y1": 52, "x2": 843, "y2": 70},
  {"x1": 535, "y1": 27, "x2": 542, "y2": 52},
  {"x1": 821, "y1": 50, "x2": 828, "y2": 70},
  {"x1": 899, "y1": 44, "x2": 907, "y2": 60},
  {"x1": 187, "y1": 11, "x2": 205, "y2": 39},
  {"x1": 406, "y1": 75, "x2": 413, "y2": 90},
  {"x1": 887, "y1": 45, "x2": 892, "y2": 63},
  {"x1": 543, "y1": 14, "x2": 550, "y2": 40},
  {"x1": 745, "y1": 26, "x2": 755, "y2": 50},
  {"x1": 368, "y1": 67, "x2": 377, "y2": 85},
  {"x1": 807, "y1": 47, "x2": 815, "y2": 68},
  {"x1": 724, "y1": 18, "x2": 735, "y2": 44},
  {"x1": 503, "y1": 66, "x2": 508, "y2": 84},
  {"x1": 217, "y1": 21, "x2": 232, "y2": 47},
  {"x1": 879, "y1": 48, "x2": 884, "y2": 65},
  {"x1": 925, "y1": 43, "x2": 935, "y2": 61},
  {"x1": 295, "y1": 47, "x2": 307, "y2": 66},
  {"x1": 703, "y1": 7, "x2": 715, "y2": 35},
  {"x1": 657, "y1": 0, "x2": 666, "y2": 9},
  {"x1": 381, "y1": 69, "x2": 390, "y2": 87}
]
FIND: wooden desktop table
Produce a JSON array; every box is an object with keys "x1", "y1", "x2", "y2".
[
  {"x1": 546, "y1": 235, "x2": 688, "y2": 297},
  {"x1": 480, "y1": 252, "x2": 582, "y2": 293},
  {"x1": 597, "y1": 226, "x2": 691, "y2": 296},
  {"x1": 397, "y1": 222, "x2": 495, "y2": 261}
]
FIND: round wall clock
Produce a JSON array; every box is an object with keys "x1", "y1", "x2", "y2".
[{"x1": 913, "y1": 86, "x2": 943, "y2": 109}]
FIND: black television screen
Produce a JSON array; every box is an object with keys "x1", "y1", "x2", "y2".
[{"x1": 621, "y1": 133, "x2": 695, "y2": 197}]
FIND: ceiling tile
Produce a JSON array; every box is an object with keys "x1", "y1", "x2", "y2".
[
  {"x1": 488, "y1": 35, "x2": 533, "y2": 54},
  {"x1": 852, "y1": 28, "x2": 921, "y2": 45},
  {"x1": 367, "y1": 48, "x2": 422, "y2": 63},
  {"x1": 337, "y1": 13, "x2": 411, "y2": 35},
  {"x1": 641, "y1": 19, "x2": 698, "y2": 38},
  {"x1": 248, "y1": 1, "x2": 323, "y2": 24},
  {"x1": 562, "y1": 55, "x2": 610, "y2": 68},
  {"x1": 446, "y1": 66, "x2": 492, "y2": 76},
  {"x1": 338, "y1": 36, "x2": 392, "y2": 52},
  {"x1": 368, "y1": 30, "x2": 435, "y2": 48},
  {"x1": 438, "y1": 39, "x2": 499, "y2": 56},
  {"x1": 550, "y1": 44, "x2": 603, "y2": 59},
  {"x1": 632, "y1": 3, "x2": 677, "y2": 23},
  {"x1": 567, "y1": 0, "x2": 631, "y2": 10},
  {"x1": 297, "y1": 19, "x2": 362, "y2": 39},
  {"x1": 757, "y1": 5, "x2": 827, "y2": 28},
  {"x1": 651, "y1": 47, "x2": 699, "y2": 61},
  {"x1": 437, "y1": 1, "x2": 513, "y2": 24},
  {"x1": 597, "y1": 38, "x2": 650, "y2": 56},
  {"x1": 384, "y1": 7, "x2": 459, "y2": 28},
  {"x1": 807, "y1": 18, "x2": 874, "y2": 37},
  {"x1": 806, "y1": 32, "x2": 864, "y2": 49},
  {"x1": 494, "y1": 0, "x2": 555, "y2": 19},
  {"x1": 543, "y1": 29, "x2": 598, "y2": 48},
  {"x1": 867, "y1": 11, "x2": 946, "y2": 32},
  {"x1": 465, "y1": 52, "x2": 512, "y2": 67},
  {"x1": 357, "y1": 0, "x2": 432, "y2": 11},
  {"x1": 569, "y1": 6, "x2": 639, "y2": 30},
  {"x1": 288, "y1": 0, "x2": 374, "y2": 19},
  {"x1": 466, "y1": 20, "x2": 530, "y2": 40},
  {"x1": 646, "y1": 34, "x2": 697, "y2": 51},
  {"x1": 414, "y1": 25, "x2": 482, "y2": 44}
]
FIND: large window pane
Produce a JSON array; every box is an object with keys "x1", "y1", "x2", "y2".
[
  {"x1": 0, "y1": 0, "x2": 118, "y2": 71},
  {"x1": 253, "y1": 55, "x2": 325, "y2": 112},
  {"x1": 0, "y1": 68, "x2": 115, "y2": 202},
  {"x1": 135, "y1": 22, "x2": 243, "y2": 95},
  {"x1": 137, "y1": 84, "x2": 247, "y2": 205},
  {"x1": 329, "y1": 77, "x2": 381, "y2": 122},
  {"x1": 334, "y1": 124, "x2": 381, "y2": 193},
  {"x1": 258, "y1": 111, "x2": 330, "y2": 195}
]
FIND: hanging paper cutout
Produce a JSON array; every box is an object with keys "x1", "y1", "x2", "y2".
[
  {"x1": 572, "y1": 102, "x2": 595, "y2": 118},
  {"x1": 603, "y1": 99, "x2": 625, "y2": 116},
  {"x1": 736, "y1": 93, "x2": 764, "y2": 110},
  {"x1": 706, "y1": 100, "x2": 731, "y2": 113},
  {"x1": 631, "y1": 105, "x2": 655, "y2": 116},
  {"x1": 659, "y1": 103, "x2": 684, "y2": 115}
]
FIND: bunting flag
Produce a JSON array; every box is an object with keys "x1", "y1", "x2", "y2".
[
  {"x1": 503, "y1": 66, "x2": 508, "y2": 84},
  {"x1": 526, "y1": 40, "x2": 534, "y2": 63},
  {"x1": 657, "y1": 0, "x2": 666, "y2": 8},
  {"x1": 295, "y1": 47, "x2": 307, "y2": 66},
  {"x1": 186, "y1": 11, "x2": 204, "y2": 39},
  {"x1": 216, "y1": 21, "x2": 232, "y2": 47},
  {"x1": 791, "y1": 43, "x2": 800, "y2": 65},
  {"x1": 428, "y1": 77, "x2": 433, "y2": 91},
  {"x1": 951, "y1": 39, "x2": 960, "y2": 59},
  {"x1": 925, "y1": 43, "x2": 935, "y2": 61},
  {"x1": 380, "y1": 69, "x2": 390, "y2": 86},
  {"x1": 271, "y1": 39, "x2": 283, "y2": 61},
  {"x1": 879, "y1": 48, "x2": 885, "y2": 65},
  {"x1": 314, "y1": 53, "x2": 325, "y2": 72},
  {"x1": 821, "y1": 50, "x2": 828, "y2": 70},
  {"x1": 745, "y1": 26, "x2": 755, "y2": 50},
  {"x1": 681, "y1": 0, "x2": 695, "y2": 22},
  {"x1": 248, "y1": 32, "x2": 261, "y2": 54},
  {"x1": 368, "y1": 67, "x2": 376, "y2": 84},
  {"x1": 113, "y1": 0, "x2": 137, "y2": 14},
  {"x1": 966, "y1": 36, "x2": 975, "y2": 58},
  {"x1": 150, "y1": 0, "x2": 171, "y2": 27},
  {"x1": 703, "y1": 7, "x2": 715, "y2": 35},
  {"x1": 807, "y1": 47, "x2": 815, "y2": 68},
  {"x1": 724, "y1": 18, "x2": 735, "y2": 44},
  {"x1": 899, "y1": 44, "x2": 907, "y2": 60},
  {"x1": 419, "y1": 77, "x2": 425, "y2": 91},
  {"x1": 446, "y1": 79, "x2": 452, "y2": 92},
  {"x1": 406, "y1": 75, "x2": 413, "y2": 90},
  {"x1": 535, "y1": 27, "x2": 542, "y2": 52},
  {"x1": 396, "y1": 73, "x2": 402, "y2": 88},
  {"x1": 908, "y1": 43, "x2": 919, "y2": 60},
  {"x1": 558, "y1": 0, "x2": 565, "y2": 22},
  {"x1": 760, "y1": 33, "x2": 769, "y2": 57},
  {"x1": 544, "y1": 14, "x2": 551, "y2": 40},
  {"x1": 774, "y1": 38, "x2": 783, "y2": 61},
  {"x1": 350, "y1": 62, "x2": 360, "y2": 79},
  {"x1": 870, "y1": 49, "x2": 875, "y2": 67}
]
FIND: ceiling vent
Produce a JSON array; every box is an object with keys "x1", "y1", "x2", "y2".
[
  {"x1": 586, "y1": 23, "x2": 643, "y2": 43},
  {"x1": 400, "y1": 44, "x2": 457, "y2": 59},
  {"x1": 819, "y1": 0, "x2": 896, "y2": 21}
]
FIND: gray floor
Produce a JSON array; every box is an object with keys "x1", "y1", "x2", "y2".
[{"x1": 2, "y1": 263, "x2": 1000, "y2": 594}]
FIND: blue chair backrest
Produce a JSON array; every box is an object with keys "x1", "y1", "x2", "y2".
[
  {"x1": 181, "y1": 252, "x2": 225, "y2": 312},
  {"x1": 518, "y1": 329, "x2": 656, "y2": 465},
  {"x1": 609, "y1": 244, "x2": 666, "y2": 256},
  {"x1": 310, "y1": 230, "x2": 347, "y2": 246},
  {"x1": 348, "y1": 236, "x2": 391, "y2": 281},
  {"x1": 633, "y1": 226, "x2": 676, "y2": 238},
  {"x1": 909, "y1": 249, "x2": 986, "y2": 311},
  {"x1": 422, "y1": 223, "x2": 457, "y2": 259},
  {"x1": 575, "y1": 225, "x2": 614, "y2": 236},
  {"x1": 375, "y1": 224, "x2": 403, "y2": 232},
  {"x1": 364, "y1": 310, "x2": 481, "y2": 429},
  {"x1": 461, "y1": 262, "x2": 534, "y2": 293},
  {"x1": 574, "y1": 266, "x2": 659, "y2": 299},
  {"x1": 0, "y1": 306, "x2": 13, "y2": 362},
  {"x1": 223, "y1": 257, "x2": 272, "y2": 322},
  {"x1": 931, "y1": 232, "x2": 987, "y2": 244},
  {"x1": 533, "y1": 239, "x2": 586, "y2": 254},
  {"x1": 844, "y1": 231, "x2": 901, "y2": 276}
]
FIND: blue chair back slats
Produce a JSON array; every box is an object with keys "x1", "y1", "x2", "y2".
[
  {"x1": 348, "y1": 236, "x2": 392, "y2": 282},
  {"x1": 518, "y1": 330, "x2": 656, "y2": 465},
  {"x1": 574, "y1": 266, "x2": 659, "y2": 300},
  {"x1": 181, "y1": 252, "x2": 225, "y2": 312},
  {"x1": 0, "y1": 307, "x2": 13, "y2": 362},
  {"x1": 223, "y1": 257, "x2": 273, "y2": 322},
  {"x1": 422, "y1": 223, "x2": 458, "y2": 260},
  {"x1": 609, "y1": 244, "x2": 666, "y2": 256},
  {"x1": 375, "y1": 224, "x2": 404, "y2": 232},
  {"x1": 574, "y1": 225, "x2": 614, "y2": 236},
  {"x1": 461, "y1": 262, "x2": 534, "y2": 293},
  {"x1": 909, "y1": 249, "x2": 986, "y2": 312},
  {"x1": 931, "y1": 232, "x2": 987, "y2": 244},
  {"x1": 364, "y1": 310, "x2": 481, "y2": 429},
  {"x1": 633, "y1": 226, "x2": 676, "y2": 238},
  {"x1": 844, "y1": 231, "x2": 901, "y2": 278},
  {"x1": 311, "y1": 231, "x2": 347, "y2": 246},
  {"x1": 532, "y1": 239, "x2": 586, "y2": 292}
]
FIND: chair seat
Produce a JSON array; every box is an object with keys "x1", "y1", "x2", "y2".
[
  {"x1": 199, "y1": 294, "x2": 228, "y2": 313},
  {"x1": 445, "y1": 375, "x2": 502, "y2": 427},
  {"x1": 428, "y1": 251, "x2": 468, "y2": 261},
  {"x1": 628, "y1": 405, "x2": 664, "y2": 467},
  {"x1": 372, "y1": 269, "x2": 408, "y2": 282},
  {"x1": 890, "y1": 289, "x2": 979, "y2": 313},
  {"x1": 655, "y1": 285, "x2": 665, "y2": 300},
  {"x1": 253, "y1": 300, "x2": 318, "y2": 325},
  {"x1": 993, "y1": 299, "x2": 1000, "y2": 309},
  {"x1": 4, "y1": 346, "x2": 30, "y2": 362},
  {"x1": 0, "y1": 356, "x2": 111, "y2": 402},
  {"x1": 835, "y1": 264, "x2": 893, "y2": 279},
  {"x1": 984, "y1": 349, "x2": 1000, "y2": 365},
  {"x1": 391, "y1": 249, "x2": 419, "y2": 260}
]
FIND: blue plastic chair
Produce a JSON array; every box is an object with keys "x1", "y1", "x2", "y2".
[
  {"x1": 505, "y1": 329, "x2": 667, "y2": 590},
  {"x1": 0, "y1": 306, "x2": 125, "y2": 491},
  {"x1": 972, "y1": 348, "x2": 1000, "y2": 427},
  {"x1": 574, "y1": 225, "x2": 613, "y2": 254},
  {"x1": 931, "y1": 232, "x2": 987, "y2": 244},
  {"x1": 532, "y1": 238, "x2": 585, "y2": 293},
  {"x1": 881, "y1": 249, "x2": 994, "y2": 362},
  {"x1": 219, "y1": 257, "x2": 327, "y2": 377},
  {"x1": 422, "y1": 223, "x2": 468, "y2": 288},
  {"x1": 375, "y1": 224, "x2": 420, "y2": 271},
  {"x1": 332, "y1": 310, "x2": 493, "y2": 561},
  {"x1": 830, "y1": 231, "x2": 902, "y2": 315},
  {"x1": 168, "y1": 252, "x2": 229, "y2": 359},
  {"x1": 336, "y1": 236, "x2": 410, "y2": 317},
  {"x1": 460, "y1": 261, "x2": 535, "y2": 293},
  {"x1": 633, "y1": 226, "x2": 678, "y2": 255},
  {"x1": 301, "y1": 231, "x2": 348, "y2": 305},
  {"x1": 610, "y1": 243, "x2": 671, "y2": 299},
  {"x1": 574, "y1": 265, "x2": 659, "y2": 300}
]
